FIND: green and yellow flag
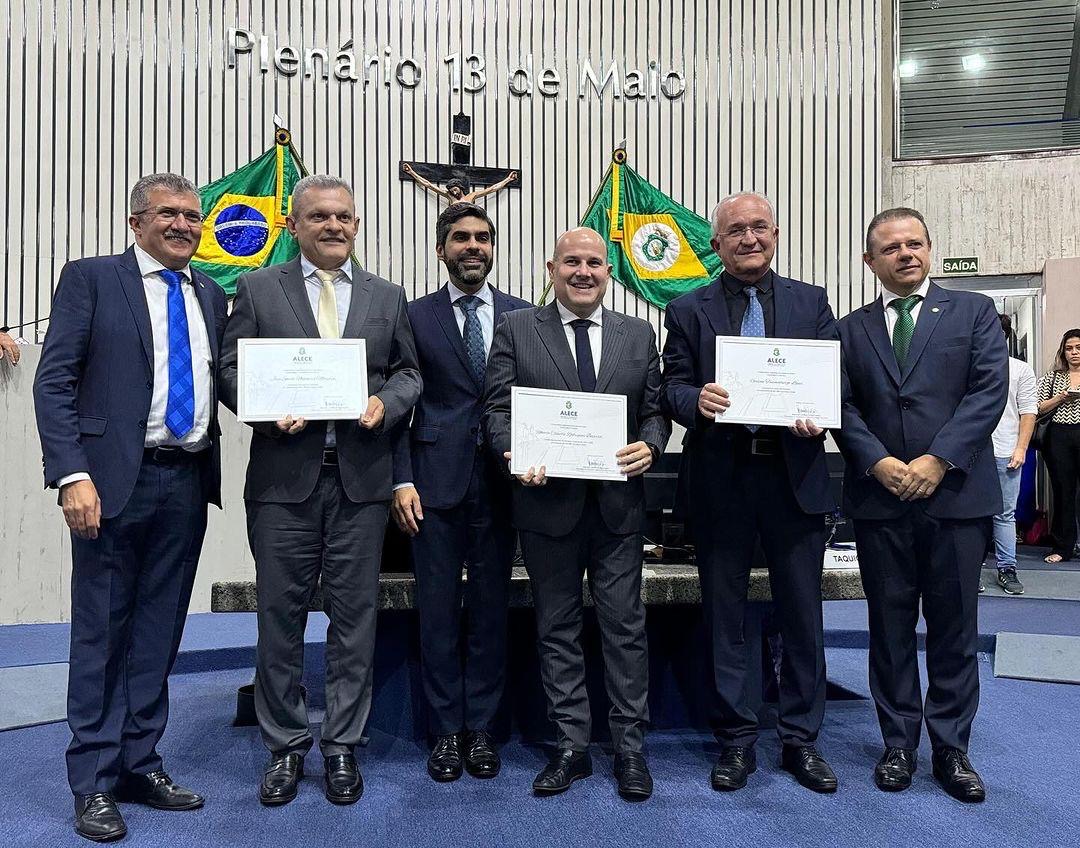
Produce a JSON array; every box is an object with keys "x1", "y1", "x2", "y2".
[
  {"x1": 192, "y1": 128, "x2": 303, "y2": 295},
  {"x1": 579, "y1": 150, "x2": 722, "y2": 309}
]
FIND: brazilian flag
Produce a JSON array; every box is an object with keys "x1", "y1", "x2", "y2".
[
  {"x1": 192, "y1": 128, "x2": 303, "y2": 295},
  {"x1": 579, "y1": 150, "x2": 721, "y2": 309}
]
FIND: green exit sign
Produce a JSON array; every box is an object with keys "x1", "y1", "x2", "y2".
[{"x1": 943, "y1": 257, "x2": 979, "y2": 274}]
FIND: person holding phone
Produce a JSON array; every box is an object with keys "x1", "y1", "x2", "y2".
[{"x1": 1036, "y1": 328, "x2": 1080, "y2": 563}]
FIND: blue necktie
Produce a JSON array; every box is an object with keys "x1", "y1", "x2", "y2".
[
  {"x1": 161, "y1": 269, "x2": 194, "y2": 439},
  {"x1": 456, "y1": 295, "x2": 486, "y2": 386},
  {"x1": 741, "y1": 286, "x2": 765, "y2": 433},
  {"x1": 571, "y1": 319, "x2": 597, "y2": 392}
]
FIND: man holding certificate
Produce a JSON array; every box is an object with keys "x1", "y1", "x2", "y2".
[
  {"x1": 835, "y1": 209, "x2": 1006, "y2": 802},
  {"x1": 483, "y1": 228, "x2": 670, "y2": 801},
  {"x1": 661, "y1": 192, "x2": 840, "y2": 794},
  {"x1": 219, "y1": 175, "x2": 421, "y2": 806}
]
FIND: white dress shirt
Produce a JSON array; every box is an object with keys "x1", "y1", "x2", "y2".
[
  {"x1": 556, "y1": 299, "x2": 602, "y2": 379},
  {"x1": 448, "y1": 280, "x2": 495, "y2": 355},
  {"x1": 992, "y1": 357, "x2": 1039, "y2": 458},
  {"x1": 881, "y1": 277, "x2": 931, "y2": 341},
  {"x1": 300, "y1": 255, "x2": 354, "y2": 447},
  {"x1": 57, "y1": 244, "x2": 214, "y2": 488}
]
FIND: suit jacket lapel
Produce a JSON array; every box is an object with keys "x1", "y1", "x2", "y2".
[
  {"x1": 191, "y1": 270, "x2": 220, "y2": 365},
  {"x1": 901, "y1": 283, "x2": 949, "y2": 384},
  {"x1": 534, "y1": 301, "x2": 581, "y2": 391},
  {"x1": 432, "y1": 285, "x2": 474, "y2": 382},
  {"x1": 492, "y1": 288, "x2": 520, "y2": 326},
  {"x1": 342, "y1": 262, "x2": 374, "y2": 338},
  {"x1": 279, "y1": 258, "x2": 320, "y2": 337},
  {"x1": 595, "y1": 308, "x2": 627, "y2": 394},
  {"x1": 700, "y1": 280, "x2": 732, "y2": 337},
  {"x1": 772, "y1": 274, "x2": 793, "y2": 338},
  {"x1": 862, "y1": 298, "x2": 902, "y2": 386},
  {"x1": 116, "y1": 248, "x2": 154, "y2": 367}
]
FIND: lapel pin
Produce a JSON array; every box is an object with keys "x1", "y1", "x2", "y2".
[{"x1": 931, "y1": 307, "x2": 940, "y2": 313}]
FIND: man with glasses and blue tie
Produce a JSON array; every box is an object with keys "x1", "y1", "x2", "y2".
[
  {"x1": 390, "y1": 203, "x2": 530, "y2": 783},
  {"x1": 34, "y1": 174, "x2": 227, "y2": 842},
  {"x1": 661, "y1": 192, "x2": 840, "y2": 796}
]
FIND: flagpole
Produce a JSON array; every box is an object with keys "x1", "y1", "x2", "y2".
[
  {"x1": 275, "y1": 126, "x2": 362, "y2": 268},
  {"x1": 538, "y1": 148, "x2": 622, "y2": 305}
]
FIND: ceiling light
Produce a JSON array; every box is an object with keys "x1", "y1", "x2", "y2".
[{"x1": 898, "y1": 60, "x2": 918, "y2": 79}]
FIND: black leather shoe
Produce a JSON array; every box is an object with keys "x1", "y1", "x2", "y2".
[
  {"x1": 710, "y1": 746, "x2": 756, "y2": 791},
  {"x1": 324, "y1": 754, "x2": 363, "y2": 804},
  {"x1": 614, "y1": 752, "x2": 653, "y2": 801},
  {"x1": 932, "y1": 747, "x2": 986, "y2": 803},
  {"x1": 115, "y1": 770, "x2": 204, "y2": 810},
  {"x1": 874, "y1": 747, "x2": 917, "y2": 792},
  {"x1": 781, "y1": 745, "x2": 838, "y2": 793},
  {"x1": 74, "y1": 794, "x2": 126, "y2": 842},
  {"x1": 259, "y1": 752, "x2": 304, "y2": 806},
  {"x1": 533, "y1": 749, "x2": 592, "y2": 796},
  {"x1": 427, "y1": 734, "x2": 463, "y2": 782},
  {"x1": 464, "y1": 730, "x2": 501, "y2": 778}
]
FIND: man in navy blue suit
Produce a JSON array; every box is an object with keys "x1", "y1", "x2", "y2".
[
  {"x1": 391, "y1": 203, "x2": 530, "y2": 782},
  {"x1": 34, "y1": 173, "x2": 227, "y2": 841},
  {"x1": 836, "y1": 208, "x2": 1007, "y2": 802},
  {"x1": 661, "y1": 192, "x2": 839, "y2": 795}
]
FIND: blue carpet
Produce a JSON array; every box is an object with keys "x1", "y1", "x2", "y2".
[{"x1": 1, "y1": 649, "x2": 1078, "y2": 848}]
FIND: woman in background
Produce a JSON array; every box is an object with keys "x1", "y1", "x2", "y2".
[{"x1": 1037, "y1": 328, "x2": 1080, "y2": 563}]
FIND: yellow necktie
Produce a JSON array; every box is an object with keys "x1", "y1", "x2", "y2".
[{"x1": 315, "y1": 269, "x2": 340, "y2": 339}]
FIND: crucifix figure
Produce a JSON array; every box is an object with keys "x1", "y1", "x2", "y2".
[
  {"x1": 402, "y1": 163, "x2": 518, "y2": 204},
  {"x1": 401, "y1": 111, "x2": 520, "y2": 204}
]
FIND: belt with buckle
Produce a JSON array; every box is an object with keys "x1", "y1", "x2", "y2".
[
  {"x1": 749, "y1": 437, "x2": 779, "y2": 457},
  {"x1": 321, "y1": 448, "x2": 339, "y2": 466},
  {"x1": 143, "y1": 446, "x2": 205, "y2": 465}
]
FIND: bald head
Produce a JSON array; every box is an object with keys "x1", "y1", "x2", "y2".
[{"x1": 547, "y1": 227, "x2": 612, "y2": 318}]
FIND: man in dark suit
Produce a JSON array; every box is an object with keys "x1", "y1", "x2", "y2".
[
  {"x1": 390, "y1": 203, "x2": 530, "y2": 782},
  {"x1": 219, "y1": 175, "x2": 421, "y2": 807},
  {"x1": 483, "y1": 228, "x2": 670, "y2": 801},
  {"x1": 835, "y1": 208, "x2": 1007, "y2": 802},
  {"x1": 34, "y1": 173, "x2": 227, "y2": 842},
  {"x1": 661, "y1": 192, "x2": 839, "y2": 794}
]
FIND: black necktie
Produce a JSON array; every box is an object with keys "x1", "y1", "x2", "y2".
[{"x1": 570, "y1": 319, "x2": 596, "y2": 392}]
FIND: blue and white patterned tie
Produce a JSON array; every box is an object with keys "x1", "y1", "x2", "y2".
[
  {"x1": 161, "y1": 269, "x2": 194, "y2": 439},
  {"x1": 456, "y1": 295, "x2": 486, "y2": 386},
  {"x1": 741, "y1": 286, "x2": 765, "y2": 433}
]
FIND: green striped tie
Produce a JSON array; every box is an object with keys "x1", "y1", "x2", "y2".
[{"x1": 889, "y1": 295, "x2": 923, "y2": 367}]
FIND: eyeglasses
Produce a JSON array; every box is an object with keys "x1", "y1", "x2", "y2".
[
  {"x1": 132, "y1": 206, "x2": 205, "y2": 225},
  {"x1": 720, "y1": 223, "x2": 773, "y2": 240}
]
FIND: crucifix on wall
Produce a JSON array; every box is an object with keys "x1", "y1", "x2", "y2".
[{"x1": 400, "y1": 111, "x2": 520, "y2": 203}]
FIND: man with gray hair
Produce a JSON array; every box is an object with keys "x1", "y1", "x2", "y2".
[
  {"x1": 220, "y1": 174, "x2": 421, "y2": 807},
  {"x1": 661, "y1": 191, "x2": 840, "y2": 795},
  {"x1": 35, "y1": 173, "x2": 227, "y2": 841}
]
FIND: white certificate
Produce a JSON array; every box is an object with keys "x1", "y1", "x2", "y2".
[
  {"x1": 237, "y1": 338, "x2": 368, "y2": 422},
  {"x1": 510, "y1": 387, "x2": 628, "y2": 482},
  {"x1": 714, "y1": 336, "x2": 841, "y2": 429}
]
